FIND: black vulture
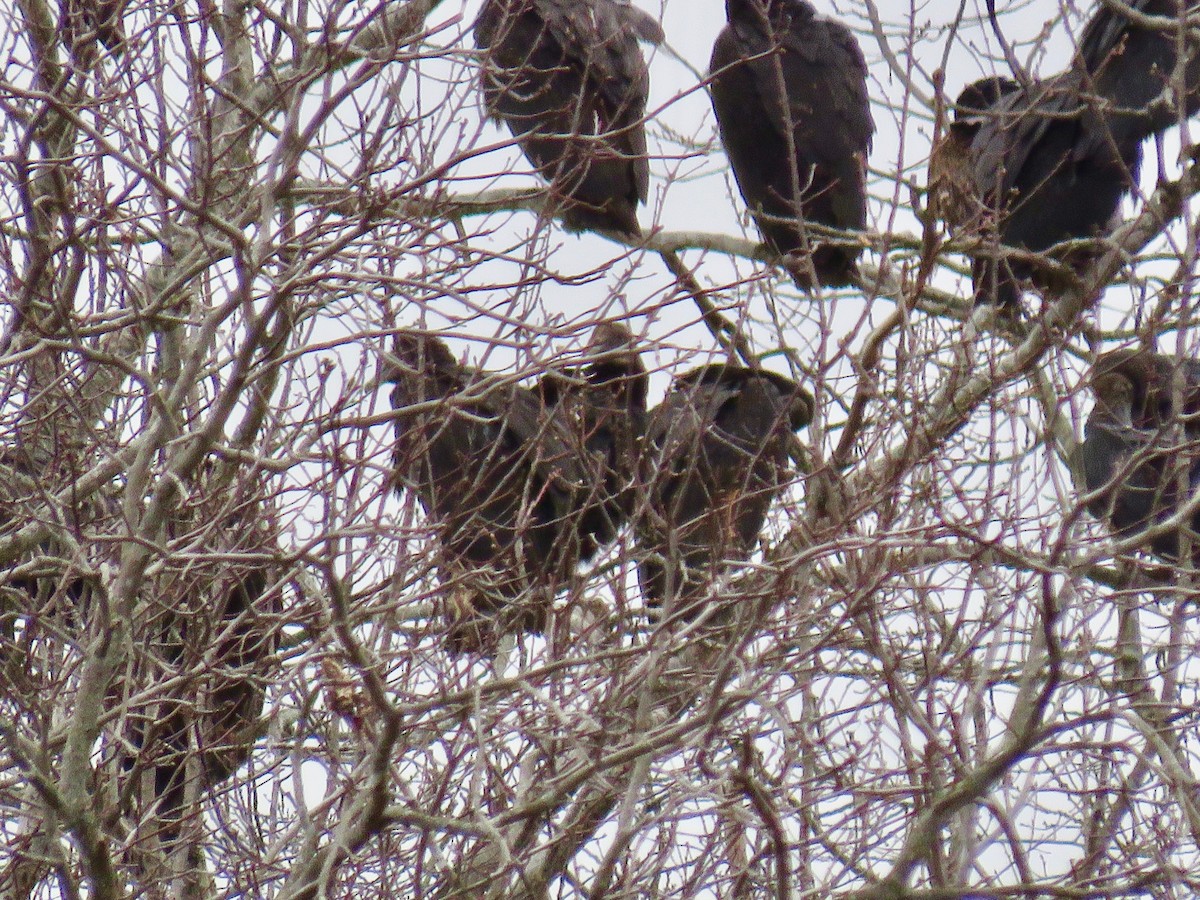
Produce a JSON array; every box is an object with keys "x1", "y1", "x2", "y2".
[
  {"x1": 132, "y1": 568, "x2": 276, "y2": 847},
  {"x1": 637, "y1": 364, "x2": 813, "y2": 619},
  {"x1": 539, "y1": 322, "x2": 649, "y2": 556},
  {"x1": 1077, "y1": 0, "x2": 1200, "y2": 137},
  {"x1": 941, "y1": 1, "x2": 1200, "y2": 310},
  {"x1": 474, "y1": 0, "x2": 664, "y2": 236},
  {"x1": 1081, "y1": 349, "x2": 1200, "y2": 562},
  {"x1": 388, "y1": 331, "x2": 597, "y2": 651},
  {"x1": 125, "y1": 496, "x2": 279, "y2": 850},
  {"x1": 0, "y1": 449, "x2": 279, "y2": 853},
  {"x1": 709, "y1": 0, "x2": 874, "y2": 288},
  {"x1": 192, "y1": 566, "x2": 277, "y2": 785}
]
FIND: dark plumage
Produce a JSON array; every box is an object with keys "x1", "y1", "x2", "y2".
[
  {"x1": 388, "y1": 331, "x2": 596, "y2": 650},
  {"x1": 637, "y1": 364, "x2": 813, "y2": 618},
  {"x1": 944, "y1": 1, "x2": 1200, "y2": 309},
  {"x1": 0, "y1": 450, "x2": 278, "y2": 848},
  {"x1": 963, "y1": 74, "x2": 1144, "y2": 310},
  {"x1": 474, "y1": 0, "x2": 664, "y2": 236},
  {"x1": 1081, "y1": 349, "x2": 1200, "y2": 561},
  {"x1": 197, "y1": 567, "x2": 277, "y2": 783},
  {"x1": 539, "y1": 323, "x2": 649, "y2": 556},
  {"x1": 1077, "y1": 0, "x2": 1200, "y2": 137},
  {"x1": 709, "y1": 0, "x2": 873, "y2": 288},
  {"x1": 124, "y1": 484, "x2": 279, "y2": 849},
  {"x1": 138, "y1": 565, "x2": 277, "y2": 845},
  {"x1": 61, "y1": 0, "x2": 126, "y2": 60}
]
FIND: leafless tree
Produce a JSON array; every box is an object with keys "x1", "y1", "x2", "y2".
[{"x1": 3, "y1": 0, "x2": 1200, "y2": 897}]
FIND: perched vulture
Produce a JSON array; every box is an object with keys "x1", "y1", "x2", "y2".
[
  {"x1": 539, "y1": 322, "x2": 649, "y2": 557},
  {"x1": 474, "y1": 0, "x2": 665, "y2": 236},
  {"x1": 939, "y1": 0, "x2": 1200, "y2": 310},
  {"x1": 1081, "y1": 349, "x2": 1200, "y2": 561},
  {"x1": 709, "y1": 0, "x2": 874, "y2": 288},
  {"x1": 1077, "y1": 0, "x2": 1200, "y2": 137},
  {"x1": 126, "y1": 496, "x2": 279, "y2": 849},
  {"x1": 637, "y1": 364, "x2": 813, "y2": 619},
  {"x1": 0, "y1": 463, "x2": 282, "y2": 852},
  {"x1": 389, "y1": 331, "x2": 598, "y2": 651}
]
